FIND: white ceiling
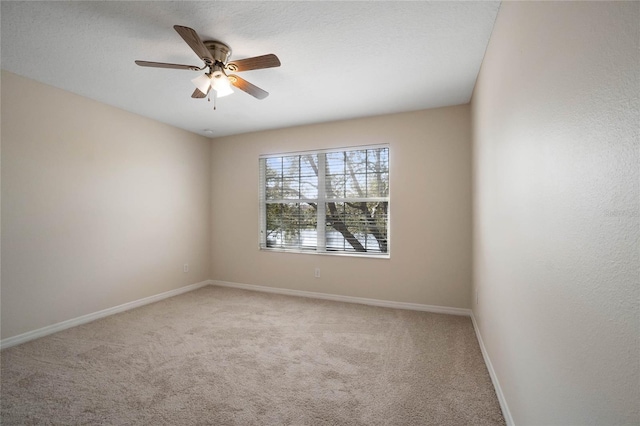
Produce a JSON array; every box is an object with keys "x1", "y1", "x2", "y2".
[{"x1": 1, "y1": 1, "x2": 500, "y2": 138}]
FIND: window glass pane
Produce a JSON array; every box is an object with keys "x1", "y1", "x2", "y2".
[
  {"x1": 325, "y1": 201, "x2": 388, "y2": 253},
  {"x1": 281, "y1": 177, "x2": 299, "y2": 199},
  {"x1": 265, "y1": 157, "x2": 282, "y2": 177},
  {"x1": 266, "y1": 155, "x2": 318, "y2": 200},
  {"x1": 345, "y1": 173, "x2": 367, "y2": 198},
  {"x1": 300, "y1": 154, "x2": 318, "y2": 177},
  {"x1": 345, "y1": 150, "x2": 367, "y2": 174},
  {"x1": 266, "y1": 203, "x2": 317, "y2": 250},
  {"x1": 325, "y1": 152, "x2": 344, "y2": 175},
  {"x1": 299, "y1": 178, "x2": 317, "y2": 199},
  {"x1": 282, "y1": 156, "x2": 299, "y2": 175},
  {"x1": 266, "y1": 177, "x2": 282, "y2": 200},
  {"x1": 343, "y1": 150, "x2": 367, "y2": 198},
  {"x1": 366, "y1": 148, "x2": 389, "y2": 197},
  {"x1": 367, "y1": 172, "x2": 389, "y2": 198},
  {"x1": 325, "y1": 152, "x2": 344, "y2": 199},
  {"x1": 265, "y1": 157, "x2": 283, "y2": 200},
  {"x1": 325, "y1": 173, "x2": 344, "y2": 199},
  {"x1": 300, "y1": 154, "x2": 318, "y2": 198},
  {"x1": 325, "y1": 148, "x2": 389, "y2": 200}
]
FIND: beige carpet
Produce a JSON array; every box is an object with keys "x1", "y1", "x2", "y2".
[{"x1": 1, "y1": 286, "x2": 505, "y2": 425}]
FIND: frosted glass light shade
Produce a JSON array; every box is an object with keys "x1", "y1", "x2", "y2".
[
  {"x1": 191, "y1": 73, "x2": 212, "y2": 94},
  {"x1": 211, "y1": 72, "x2": 234, "y2": 98},
  {"x1": 214, "y1": 80, "x2": 234, "y2": 97}
]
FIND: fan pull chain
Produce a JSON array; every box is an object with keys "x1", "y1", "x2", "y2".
[{"x1": 206, "y1": 91, "x2": 218, "y2": 110}]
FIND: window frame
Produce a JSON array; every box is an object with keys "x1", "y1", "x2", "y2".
[{"x1": 259, "y1": 144, "x2": 390, "y2": 258}]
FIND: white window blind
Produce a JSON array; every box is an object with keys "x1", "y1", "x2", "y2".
[{"x1": 259, "y1": 145, "x2": 389, "y2": 256}]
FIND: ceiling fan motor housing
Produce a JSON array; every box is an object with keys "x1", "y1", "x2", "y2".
[{"x1": 203, "y1": 40, "x2": 231, "y2": 66}]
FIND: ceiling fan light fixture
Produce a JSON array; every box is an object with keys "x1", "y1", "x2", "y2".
[{"x1": 191, "y1": 73, "x2": 212, "y2": 94}]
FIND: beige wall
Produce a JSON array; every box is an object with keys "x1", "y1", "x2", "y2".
[
  {"x1": 211, "y1": 105, "x2": 472, "y2": 309},
  {"x1": 472, "y1": 2, "x2": 639, "y2": 425},
  {"x1": 1, "y1": 71, "x2": 212, "y2": 339}
]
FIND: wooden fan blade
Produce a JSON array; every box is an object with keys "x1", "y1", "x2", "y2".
[
  {"x1": 191, "y1": 88, "x2": 208, "y2": 98},
  {"x1": 227, "y1": 54, "x2": 281, "y2": 72},
  {"x1": 135, "y1": 60, "x2": 202, "y2": 71},
  {"x1": 228, "y1": 75, "x2": 269, "y2": 99},
  {"x1": 173, "y1": 25, "x2": 214, "y2": 64}
]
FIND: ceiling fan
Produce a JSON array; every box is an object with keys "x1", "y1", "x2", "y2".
[{"x1": 135, "y1": 25, "x2": 281, "y2": 101}]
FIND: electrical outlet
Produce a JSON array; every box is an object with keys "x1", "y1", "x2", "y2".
[
  {"x1": 184, "y1": 264, "x2": 189, "y2": 273},
  {"x1": 314, "y1": 268, "x2": 320, "y2": 278}
]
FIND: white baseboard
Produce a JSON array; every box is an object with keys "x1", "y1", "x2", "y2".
[
  {"x1": 0, "y1": 280, "x2": 212, "y2": 350},
  {"x1": 470, "y1": 311, "x2": 515, "y2": 426},
  {"x1": 211, "y1": 280, "x2": 472, "y2": 316}
]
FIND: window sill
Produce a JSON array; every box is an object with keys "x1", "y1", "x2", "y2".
[{"x1": 259, "y1": 247, "x2": 390, "y2": 259}]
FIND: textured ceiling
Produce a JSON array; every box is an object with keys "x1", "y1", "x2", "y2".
[{"x1": 1, "y1": 1, "x2": 500, "y2": 138}]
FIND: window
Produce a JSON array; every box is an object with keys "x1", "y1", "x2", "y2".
[{"x1": 259, "y1": 145, "x2": 389, "y2": 257}]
